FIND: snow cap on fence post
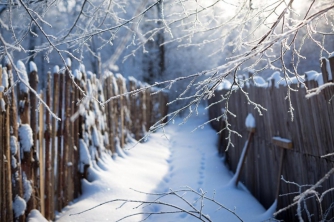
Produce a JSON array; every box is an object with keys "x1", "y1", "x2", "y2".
[
  {"x1": 1, "y1": 67, "x2": 9, "y2": 91},
  {"x1": 53, "y1": 65, "x2": 59, "y2": 74},
  {"x1": 320, "y1": 57, "x2": 333, "y2": 84},
  {"x1": 245, "y1": 113, "x2": 256, "y2": 132},
  {"x1": 16, "y1": 60, "x2": 30, "y2": 94},
  {"x1": 29, "y1": 61, "x2": 37, "y2": 73},
  {"x1": 267, "y1": 71, "x2": 283, "y2": 88},
  {"x1": 4, "y1": 55, "x2": 11, "y2": 69},
  {"x1": 74, "y1": 69, "x2": 82, "y2": 80},
  {"x1": 66, "y1": 57, "x2": 72, "y2": 68}
]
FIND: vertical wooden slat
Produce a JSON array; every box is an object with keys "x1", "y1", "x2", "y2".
[
  {"x1": 4, "y1": 91, "x2": 13, "y2": 222},
  {"x1": 73, "y1": 78, "x2": 80, "y2": 199},
  {"x1": 28, "y1": 67, "x2": 39, "y2": 211},
  {"x1": 7, "y1": 62, "x2": 25, "y2": 222},
  {"x1": 0, "y1": 65, "x2": 13, "y2": 221},
  {"x1": 63, "y1": 67, "x2": 73, "y2": 206},
  {"x1": 57, "y1": 71, "x2": 64, "y2": 211},
  {"x1": 38, "y1": 92, "x2": 45, "y2": 216},
  {"x1": 18, "y1": 64, "x2": 36, "y2": 218},
  {"x1": 50, "y1": 70, "x2": 59, "y2": 219},
  {"x1": 44, "y1": 73, "x2": 52, "y2": 220},
  {"x1": 0, "y1": 65, "x2": 5, "y2": 221},
  {"x1": 117, "y1": 76, "x2": 125, "y2": 148}
]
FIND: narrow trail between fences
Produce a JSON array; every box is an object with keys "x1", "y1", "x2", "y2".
[{"x1": 53, "y1": 107, "x2": 274, "y2": 222}]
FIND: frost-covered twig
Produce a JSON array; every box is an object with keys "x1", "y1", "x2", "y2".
[{"x1": 70, "y1": 187, "x2": 243, "y2": 222}]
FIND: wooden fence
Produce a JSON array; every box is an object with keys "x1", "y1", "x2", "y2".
[
  {"x1": 0, "y1": 60, "x2": 168, "y2": 221},
  {"x1": 208, "y1": 56, "x2": 334, "y2": 221}
]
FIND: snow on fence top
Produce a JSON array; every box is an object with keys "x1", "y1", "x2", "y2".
[
  {"x1": 1, "y1": 67, "x2": 9, "y2": 90},
  {"x1": 217, "y1": 70, "x2": 326, "y2": 91},
  {"x1": 29, "y1": 61, "x2": 37, "y2": 73},
  {"x1": 217, "y1": 53, "x2": 334, "y2": 91},
  {"x1": 16, "y1": 60, "x2": 30, "y2": 94},
  {"x1": 245, "y1": 113, "x2": 256, "y2": 129},
  {"x1": 53, "y1": 65, "x2": 59, "y2": 74}
]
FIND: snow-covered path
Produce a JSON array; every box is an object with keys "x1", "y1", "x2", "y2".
[{"x1": 54, "y1": 108, "x2": 274, "y2": 222}]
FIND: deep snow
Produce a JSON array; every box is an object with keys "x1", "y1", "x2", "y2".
[{"x1": 30, "y1": 107, "x2": 276, "y2": 222}]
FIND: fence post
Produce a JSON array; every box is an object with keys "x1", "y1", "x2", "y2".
[
  {"x1": 5, "y1": 62, "x2": 25, "y2": 222},
  {"x1": 28, "y1": 62, "x2": 40, "y2": 211},
  {"x1": 18, "y1": 62, "x2": 37, "y2": 218},
  {"x1": 0, "y1": 66, "x2": 14, "y2": 222},
  {"x1": 0, "y1": 65, "x2": 3, "y2": 222},
  {"x1": 50, "y1": 67, "x2": 59, "y2": 219},
  {"x1": 63, "y1": 65, "x2": 72, "y2": 206},
  {"x1": 116, "y1": 75, "x2": 125, "y2": 148},
  {"x1": 4, "y1": 84, "x2": 13, "y2": 222},
  {"x1": 272, "y1": 137, "x2": 293, "y2": 199},
  {"x1": 38, "y1": 92, "x2": 45, "y2": 216},
  {"x1": 44, "y1": 72, "x2": 52, "y2": 220},
  {"x1": 57, "y1": 69, "x2": 64, "y2": 211}
]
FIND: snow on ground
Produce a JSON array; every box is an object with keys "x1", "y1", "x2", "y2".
[{"x1": 51, "y1": 107, "x2": 275, "y2": 222}]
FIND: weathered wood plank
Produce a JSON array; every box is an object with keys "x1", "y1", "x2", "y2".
[
  {"x1": 38, "y1": 92, "x2": 45, "y2": 216},
  {"x1": 272, "y1": 137, "x2": 293, "y2": 149}
]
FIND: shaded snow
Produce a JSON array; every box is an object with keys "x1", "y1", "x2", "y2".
[
  {"x1": 17, "y1": 60, "x2": 30, "y2": 94},
  {"x1": 56, "y1": 107, "x2": 275, "y2": 222},
  {"x1": 245, "y1": 113, "x2": 256, "y2": 128},
  {"x1": 10, "y1": 136, "x2": 18, "y2": 155},
  {"x1": 22, "y1": 172, "x2": 32, "y2": 202},
  {"x1": 53, "y1": 65, "x2": 59, "y2": 74},
  {"x1": 2, "y1": 67, "x2": 9, "y2": 89},
  {"x1": 29, "y1": 61, "x2": 37, "y2": 72},
  {"x1": 66, "y1": 58, "x2": 72, "y2": 67},
  {"x1": 305, "y1": 70, "x2": 323, "y2": 86},
  {"x1": 28, "y1": 209, "x2": 48, "y2": 222},
  {"x1": 217, "y1": 79, "x2": 232, "y2": 90},
  {"x1": 13, "y1": 195, "x2": 26, "y2": 218},
  {"x1": 0, "y1": 98, "x2": 5, "y2": 112}
]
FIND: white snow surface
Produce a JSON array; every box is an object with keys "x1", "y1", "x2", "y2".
[
  {"x1": 2, "y1": 68, "x2": 9, "y2": 89},
  {"x1": 252, "y1": 76, "x2": 268, "y2": 88},
  {"x1": 66, "y1": 58, "x2": 72, "y2": 67},
  {"x1": 18, "y1": 124, "x2": 34, "y2": 152},
  {"x1": 55, "y1": 107, "x2": 274, "y2": 222},
  {"x1": 10, "y1": 136, "x2": 18, "y2": 155},
  {"x1": 305, "y1": 70, "x2": 323, "y2": 86},
  {"x1": 217, "y1": 79, "x2": 232, "y2": 90},
  {"x1": 13, "y1": 195, "x2": 26, "y2": 218},
  {"x1": 0, "y1": 98, "x2": 5, "y2": 112},
  {"x1": 267, "y1": 71, "x2": 284, "y2": 88},
  {"x1": 22, "y1": 172, "x2": 33, "y2": 202},
  {"x1": 74, "y1": 69, "x2": 82, "y2": 80},
  {"x1": 53, "y1": 65, "x2": 60, "y2": 74},
  {"x1": 29, "y1": 61, "x2": 37, "y2": 72},
  {"x1": 245, "y1": 113, "x2": 256, "y2": 128},
  {"x1": 16, "y1": 60, "x2": 30, "y2": 94},
  {"x1": 28, "y1": 210, "x2": 48, "y2": 222}
]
